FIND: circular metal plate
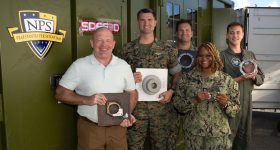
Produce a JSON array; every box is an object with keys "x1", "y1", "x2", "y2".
[
  {"x1": 142, "y1": 75, "x2": 161, "y2": 95},
  {"x1": 107, "y1": 102, "x2": 119, "y2": 114},
  {"x1": 239, "y1": 59, "x2": 258, "y2": 75},
  {"x1": 178, "y1": 52, "x2": 195, "y2": 69},
  {"x1": 106, "y1": 101, "x2": 123, "y2": 117}
]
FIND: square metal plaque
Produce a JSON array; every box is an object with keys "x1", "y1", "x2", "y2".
[{"x1": 97, "y1": 93, "x2": 130, "y2": 126}]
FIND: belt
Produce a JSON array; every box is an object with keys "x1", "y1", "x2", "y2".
[{"x1": 79, "y1": 116, "x2": 98, "y2": 125}]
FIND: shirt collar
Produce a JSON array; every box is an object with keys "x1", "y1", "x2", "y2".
[
  {"x1": 90, "y1": 54, "x2": 118, "y2": 66},
  {"x1": 135, "y1": 37, "x2": 159, "y2": 45},
  {"x1": 226, "y1": 47, "x2": 245, "y2": 55},
  {"x1": 191, "y1": 68, "x2": 220, "y2": 80}
]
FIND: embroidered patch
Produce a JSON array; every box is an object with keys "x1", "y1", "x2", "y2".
[
  {"x1": 178, "y1": 52, "x2": 195, "y2": 69},
  {"x1": 231, "y1": 57, "x2": 241, "y2": 67}
]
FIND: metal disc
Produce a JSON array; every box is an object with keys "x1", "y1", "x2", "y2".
[
  {"x1": 178, "y1": 52, "x2": 194, "y2": 69},
  {"x1": 142, "y1": 75, "x2": 161, "y2": 95},
  {"x1": 239, "y1": 59, "x2": 258, "y2": 75}
]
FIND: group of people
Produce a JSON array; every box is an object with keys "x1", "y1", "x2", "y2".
[{"x1": 55, "y1": 8, "x2": 265, "y2": 150}]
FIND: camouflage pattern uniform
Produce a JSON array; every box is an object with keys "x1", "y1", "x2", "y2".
[
  {"x1": 168, "y1": 44, "x2": 198, "y2": 150},
  {"x1": 116, "y1": 38, "x2": 181, "y2": 150},
  {"x1": 220, "y1": 48, "x2": 265, "y2": 150},
  {"x1": 173, "y1": 68, "x2": 240, "y2": 150}
]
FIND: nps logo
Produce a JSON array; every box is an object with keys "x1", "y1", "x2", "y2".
[{"x1": 8, "y1": 10, "x2": 66, "y2": 60}]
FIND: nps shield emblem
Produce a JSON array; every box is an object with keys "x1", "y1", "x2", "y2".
[
  {"x1": 19, "y1": 10, "x2": 55, "y2": 59},
  {"x1": 8, "y1": 10, "x2": 66, "y2": 60}
]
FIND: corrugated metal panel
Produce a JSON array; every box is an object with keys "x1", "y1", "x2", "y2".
[{"x1": 246, "y1": 8, "x2": 280, "y2": 109}]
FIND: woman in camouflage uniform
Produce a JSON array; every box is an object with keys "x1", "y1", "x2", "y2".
[{"x1": 173, "y1": 42, "x2": 240, "y2": 150}]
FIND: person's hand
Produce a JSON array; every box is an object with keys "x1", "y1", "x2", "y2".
[
  {"x1": 195, "y1": 91, "x2": 211, "y2": 103},
  {"x1": 120, "y1": 115, "x2": 136, "y2": 127},
  {"x1": 244, "y1": 73, "x2": 257, "y2": 80},
  {"x1": 215, "y1": 93, "x2": 228, "y2": 109},
  {"x1": 86, "y1": 94, "x2": 107, "y2": 105},
  {"x1": 235, "y1": 73, "x2": 257, "y2": 82},
  {"x1": 133, "y1": 72, "x2": 142, "y2": 83},
  {"x1": 158, "y1": 90, "x2": 173, "y2": 104}
]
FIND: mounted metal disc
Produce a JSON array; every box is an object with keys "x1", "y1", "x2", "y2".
[
  {"x1": 106, "y1": 101, "x2": 123, "y2": 117},
  {"x1": 142, "y1": 75, "x2": 161, "y2": 95}
]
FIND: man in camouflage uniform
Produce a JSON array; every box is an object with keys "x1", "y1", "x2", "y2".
[
  {"x1": 116, "y1": 8, "x2": 181, "y2": 150},
  {"x1": 169, "y1": 19, "x2": 198, "y2": 150},
  {"x1": 220, "y1": 22, "x2": 265, "y2": 150},
  {"x1": 173, "y1": 42, "x2": 240, "y2": 150}
]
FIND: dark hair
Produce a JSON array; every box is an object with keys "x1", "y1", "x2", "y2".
[
  {"x1": 176, "y1": 19, "x2": 192, "y2": 32},
  {"x1": 227, "y1": 22, "x2": 244, "y2": 33},
  {"x1": 137, "y1": 8, "x2": 156, "y2": 20}
]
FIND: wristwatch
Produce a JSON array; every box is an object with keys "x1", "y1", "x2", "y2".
[{"x1": 169, "y1": 87, "x2": 176, "y2": 93}]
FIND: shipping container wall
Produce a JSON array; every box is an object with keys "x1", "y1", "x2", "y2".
[
  {"x1": 245, "y1": 8, "x2": 280, "y2": 109},
  {"x1": 0, "y1": 0, "x2": 75, "y2": 149}
]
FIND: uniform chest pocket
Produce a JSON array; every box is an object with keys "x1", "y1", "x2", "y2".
[
  {"x1": 140, "y1": 51, "x2": 168, "y2": 68},
  {"x1": 184, "y1": 82, "x2": 200, "y2": 97}
]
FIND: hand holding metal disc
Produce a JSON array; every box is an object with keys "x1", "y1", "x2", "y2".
[
  {"x1": 136, "y1": 68, "x2": 167, "y2": 101},
  {"x1": 98, "y1": 93, "x2": 130, "y2": 126}
]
